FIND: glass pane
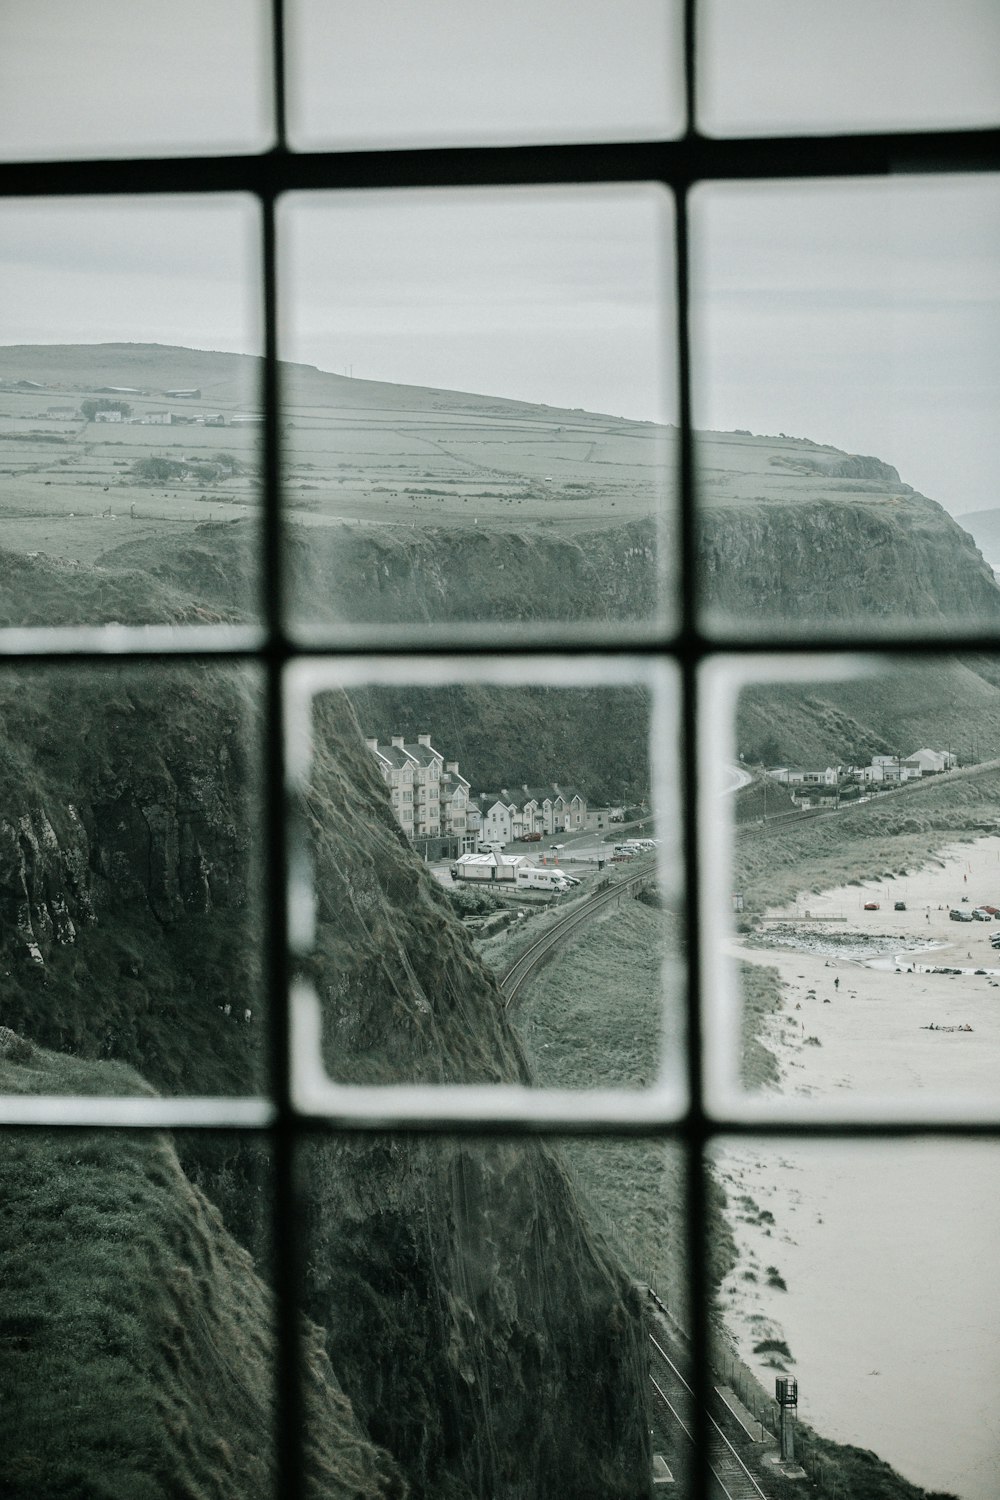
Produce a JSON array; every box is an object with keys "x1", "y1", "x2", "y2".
[
  {"x1": 0, "y1": 1127, "x2": 276, "y2": 1496},
  {"x1": 698, "y1": 0, "x2": 1000, "y2": 137},
  {"x1": 280, "y1": 187, "x2": 676, "y2": 638},
  {"x1": 0, "y1": 197, "x2": 262, "y2": 627},
  {"x1": 706, "y1": 655, "x2": 1000, "y2": 1106},
  {"x1": 0, "y1": 663, "x2": 264, "y2": 1095},
  {"x1": 0, "y1": 0, "x2": 272, "y2": 159},
  {"x1": 300, "y1": 1134, "x2": 688, "y2": 1497},
  {"x1": 712, "y1": 1136, "x2": 1000, "y2": 1500},
  {"x1": 288, "y1": 663, "x2": 682, "y2": 1093},
  {"x1": 287, "y1": 0, "x2": 684, "y2": 150},
  {"x1": 691, "y1": 176, "x2": 1000, "y2": 638}
]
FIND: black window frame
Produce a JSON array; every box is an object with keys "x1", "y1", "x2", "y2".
[{"x1": 3, "y1": 4, "x2": 1000, "y2": 1496}]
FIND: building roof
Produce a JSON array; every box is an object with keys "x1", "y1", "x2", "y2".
[
  {"x1": 373, "y1": 744, "x2": 415, "y2": 770},
  {"x1": 401, "y1": 742, "x2": 441, "y2": 768}
]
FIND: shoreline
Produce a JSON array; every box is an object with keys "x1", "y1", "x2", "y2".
[{"x1": 719, "y1": 835, "x2": 1000, "y2": 1500}]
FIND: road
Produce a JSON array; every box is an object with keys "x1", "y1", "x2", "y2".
[{"x1": 724, "y1": 763, "x2": 753, "y2": 794}]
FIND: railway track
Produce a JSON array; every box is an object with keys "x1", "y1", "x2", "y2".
[
  {"x1": 498, "y1": 864, "x2": 655, "y2": 1006},
  {"x1": 496, "y1": 873, "x2": 774, "y2": 1495},
  {"x1": 648, "y1": 1333, "x2": 770, "y2": 1500},
  {"x1": 649, "y1": 1339, "x2": 770, "y2": 1500}
]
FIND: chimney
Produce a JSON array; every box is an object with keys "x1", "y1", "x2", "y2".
[
  {"x1": 418, "y1": 732, "x2": 431, "y2": 746},
  {"x1": 522, "y1": 783, "x2": 530, "y2": 793},
  {"x1": 391, "y1": 735, "x2": 405, "y2": 748},
  {"x1": 365, "y1": 737, "x2": 378, "y2": 752},
  {"x1": 446, "y1": 761, "x2": 458, "y2": 773}
]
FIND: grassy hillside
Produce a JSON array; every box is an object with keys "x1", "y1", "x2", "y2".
[
  {"x1": 735, "y1": 759, "x2": 1000, "y2": 915},
  {"x1": 0, "y1": 653, "x2": 655, "y2": 1499},
  {"x1": 0, "y1": 1037, "x2": 403, "y2": 1500},
  {"x1": 737, "y1": 659, "x2": 1000, "y2": 769}
]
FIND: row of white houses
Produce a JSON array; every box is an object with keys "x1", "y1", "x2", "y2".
[
  {"x1": 768, "y1": 747, "x2": 957, "y2": 788},
  {"x1": 365, "y1": 733, "x2": 604, "y2": 848}
]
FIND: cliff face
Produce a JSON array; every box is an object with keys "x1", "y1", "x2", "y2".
[
  {"x1": 0, "y1": 664, "x2": 262, "y2": 1095},
  {"x1": 99, "y1": 477, "x2": 1000, "y2": 641},
  {"x1": 0, "y1": 614, "x2": 651, "y2": 1498},
  {"x1": 300, "y1": 697, "x2": 651, "y2": 1498},
  {"x1": 699, "y1": 490, "x2": 1000, "y2": 631},
  {"x1": 0, "y1": 1040, "x2": 404, "y2": 1500}
]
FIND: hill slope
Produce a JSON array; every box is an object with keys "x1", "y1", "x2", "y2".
[
  {"x1": 0, "y1": 632, "x2": 651, "y2": 1498},
  {"x1": 0, "y1": 1038, "x2": 403, "y2": 1500}
]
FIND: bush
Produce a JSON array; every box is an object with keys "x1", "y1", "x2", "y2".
[
  {"x1": 445, "y1": 886, "x2": 504, "y2": 918},
  {"x1": 81, "y1": 397, "x2": 131, "y2": 420},
  {"x1": 131, "y1": 456, "x2": 185, "y2": 484}
]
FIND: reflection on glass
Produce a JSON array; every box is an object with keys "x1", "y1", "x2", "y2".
[
  {"x1": 0, "y1": 1126, "x2": 276, "y2": 1495},
  {"x1": 0, "y1": 664, "x2": 264, "y2": 1095},
  {"x1": 287, "y1": 0, "x2": 684, "y2": 150},
  {"x1": 300, "y1": 1134, "x2": 681, "y2": 1497},
  {"x1": 711, "y1": 1136, "x2": 1000, "y2": 1500},
  {"x1": 280, "y1": 186, "x2": 677, "y2": 636},
  {"x1": 691, "y1": 176, "x2": 1000, "y2": 637},
  {"x1": 0, "y1": 197, "x2": 263, "y2": 628},
  {"x1": 0, "y1": 0, "x2": 272, "y2": 160},
  {"x1": 298, "y1": 678, "x2": 681, "y2": 1090},
  {"x1": 698, "y1": 0, "x2": 1000, "y2": 137},
  {"x1": 715, "y1": 660, "x2": 1000, "y2": 1104}
]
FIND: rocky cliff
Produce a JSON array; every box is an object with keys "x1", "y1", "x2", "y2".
[
  {"x1": 0, "y1": 597, "x2": 651, "y2": 1498},
  {"x1": 0, "y1": 1037, "x2": 404, "y2": 1500}
]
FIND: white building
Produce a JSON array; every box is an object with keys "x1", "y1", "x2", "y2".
[
  {"x1": 366, "y1": 733, "x2": 475, "y2": 843},
  {"x1": 855, "y1": 758, "x2": 922, "y2": 784},
  {"x1": 908, "y1": 747, "x2": 956, "y2": 774},
  {"x1": 475, "y1": 783, "x2": 589, "y2": 841},
  {"x1": 768, "y1": 766, "x2": 839, "y2": 787}
]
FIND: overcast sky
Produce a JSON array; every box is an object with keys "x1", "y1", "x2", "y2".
[{"x1": 1, "y1": 2, "x2": 999, "y2": 515}]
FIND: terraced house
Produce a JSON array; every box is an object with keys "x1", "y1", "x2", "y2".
[{"x1": 476, "y1": 784, "x2": 589, "y2": 843}]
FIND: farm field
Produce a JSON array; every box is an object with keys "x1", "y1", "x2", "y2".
[{"x1": 0, "y1": 342, "x2": 669, "y2": 569}]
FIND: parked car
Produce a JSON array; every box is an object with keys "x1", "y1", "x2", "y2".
[
  {"x1": 982, "y1": 905, "x2": 1000, "y2": 915},
  {"x1": 521, "y1": 832, "x2": 542, "y2": 842},
  {"x1": 972, "y1": 908, "x2": 993, "y2": 921},
  {"x1": 894, "y1": 900, "x2": 906, "y2": 911},
  {"x1": 950, "y1": 908, "x2": 974, "y2": 922},
  {"x1": 863, "y1": 901, "x2": 880, "y2": 911},
  {"x1": 548, "y1": 843, "x2": 565, "y2": 850}
]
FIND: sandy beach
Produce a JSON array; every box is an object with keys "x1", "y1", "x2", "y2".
[{"x1": 719, "y1": 836, "x2": 1000, "y2": 1500}]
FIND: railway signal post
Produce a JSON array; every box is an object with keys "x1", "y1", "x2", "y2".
[{"x1": 775, "y1": 1377, "x2": 798, "y2": 1463}]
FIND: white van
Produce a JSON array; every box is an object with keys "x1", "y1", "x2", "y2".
[{"x1": 515, "y1": 866, "x2": 572, "y2": 893}]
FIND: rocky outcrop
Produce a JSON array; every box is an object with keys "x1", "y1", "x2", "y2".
[{"x1": 699, "y1": 491, "x2": 1000, "y2": 631}]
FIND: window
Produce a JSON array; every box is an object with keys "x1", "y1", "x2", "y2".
[{"x1": 3, "y1": 6, "x2": 999, "y2": 1499}]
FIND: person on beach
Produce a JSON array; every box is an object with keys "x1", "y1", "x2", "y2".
[{"x1": 834, "y1": 977, "x2": 839, "y2": 991}]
